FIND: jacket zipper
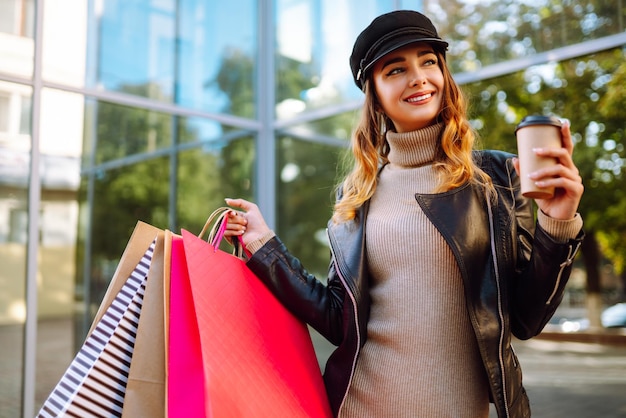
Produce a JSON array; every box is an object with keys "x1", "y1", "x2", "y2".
[
  {"x1": 546, "y1": 241, "x2": 582, "y2": 305},
  {"x1": 486, "y1": 197, "x2": 510, "y2": 418},
  {"x1": 327, "y1": 229, "x2": 361, "y2": 416}
]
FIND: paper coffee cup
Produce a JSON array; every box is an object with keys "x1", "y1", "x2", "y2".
[{"x1": 515, "y1": 115, "x2": 563, "y2": 199}]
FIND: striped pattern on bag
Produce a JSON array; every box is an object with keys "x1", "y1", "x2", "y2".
[{"x1": 37, "y1": 239, "x2": 156, "y2": 418}]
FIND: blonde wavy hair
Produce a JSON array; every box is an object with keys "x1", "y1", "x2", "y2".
[{"x1": 332, "y1": 50, "x2": 493, "y2": 223}]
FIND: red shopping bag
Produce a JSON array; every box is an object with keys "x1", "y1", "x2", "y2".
[
  {"x1": 179, "y1": 211, "x2": 332, "y2": 417},
  {"x1": 167, "y1": 233, "x2": 208, "y2": 417}
]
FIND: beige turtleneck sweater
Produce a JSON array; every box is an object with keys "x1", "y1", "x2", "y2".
[
  {"x1": 340, "y1": 124, "x2": 490, "y2": 418},
  {"x1": 245, "y1": 125, "x2": 583, "y2": 418}
]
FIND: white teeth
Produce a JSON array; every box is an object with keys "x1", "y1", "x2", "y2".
[{"x1": 407, "y1": 93, "x2": 432, "y2": 102}]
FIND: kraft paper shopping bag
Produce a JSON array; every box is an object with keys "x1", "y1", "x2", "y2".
[
  {"x1": 89, "y1": 221, "x2": 162, "y2": 334},
  {"x1": 121, "y1": 228, "x2": 168, "y2": 418}
]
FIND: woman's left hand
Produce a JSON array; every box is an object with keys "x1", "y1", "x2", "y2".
[{"x1": 512, "y1": 120, "x2": 584, "y2": 220}]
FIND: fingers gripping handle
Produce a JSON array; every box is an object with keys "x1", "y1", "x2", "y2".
[{"x1": 199, "y1": 207, "x2": 246, "y2": 258}]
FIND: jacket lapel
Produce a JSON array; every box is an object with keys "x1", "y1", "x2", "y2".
[{"x1": 415, "y1": 183, "x2": 492, "y2": 299}]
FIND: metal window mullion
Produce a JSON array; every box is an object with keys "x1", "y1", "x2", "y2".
[
  {"x1": 169, "y1": 0, "x2": 182, "y2": 231},
  {"x1": 22, "y1": 0, "x2": 45, "y2": 416},
  {"x1": 256, "y1": 0, "x2": 276, "y2": 229},
  {"x1": 454, "y1": 32, "x2": 626, "y2": 85}
]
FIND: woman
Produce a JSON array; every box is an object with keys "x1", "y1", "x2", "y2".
[{"x1": 224, "y1": 10, "x2": 584, "y2": 418}]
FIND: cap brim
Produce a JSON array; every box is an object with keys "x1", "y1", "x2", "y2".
[{"x1": 362, "y1": 37, "x2": 449, "y2": 76}]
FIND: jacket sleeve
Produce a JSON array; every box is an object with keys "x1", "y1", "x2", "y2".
[
  {"x1": 507, "y1": 167, "x2": 584, "y2": 340},
  {"x1": 246, "y1": 236, "x2": 346, "y2": 346}
]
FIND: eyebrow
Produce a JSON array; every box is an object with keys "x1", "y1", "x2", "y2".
[{"x1": 379, "y1": 49, "x2": 437, "y2": 71}]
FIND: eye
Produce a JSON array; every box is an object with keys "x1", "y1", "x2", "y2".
[
  {"x1": 385, "y1": 66, "x2": 405, "y2": 76},
  {"x1": 423, "y1": 56, "x2": 438, "y2": 66}
]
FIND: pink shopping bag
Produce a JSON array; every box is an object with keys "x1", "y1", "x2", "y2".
[{"x1": 167, "y1": 233, "x2": 208, "y2": 418}]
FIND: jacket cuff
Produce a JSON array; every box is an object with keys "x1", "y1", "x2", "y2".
[
  {"x1": 537, "y1": 210, "x2": 583, "y2": 243},
  {"x1": 245, "y1": 229, "x2": 276, "y2": 254}
]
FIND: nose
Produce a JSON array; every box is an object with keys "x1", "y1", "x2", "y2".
[{"x1": 409, "y1": 66, "x2": 427, "y2": 86}]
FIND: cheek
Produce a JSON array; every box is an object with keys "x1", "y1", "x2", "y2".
[
  {"x1": 374, "y1": 82, "x2": 400, "y2": 108},
  {"x1": 373, "y1": 84, "x2": 391, "y2": 110}
]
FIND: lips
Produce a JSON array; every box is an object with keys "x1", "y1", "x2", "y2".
[{"x1": 405, "y1": 92, "x2": 433, "y2": 103}]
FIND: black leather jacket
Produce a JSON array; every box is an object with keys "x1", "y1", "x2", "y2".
[{"x1": 247, "y1": 150, "x2": 584, "y2": 418}]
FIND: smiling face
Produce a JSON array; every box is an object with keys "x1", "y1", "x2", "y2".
[{"x1": 372, "y1": 43, "x2": 444, "y2": 133}]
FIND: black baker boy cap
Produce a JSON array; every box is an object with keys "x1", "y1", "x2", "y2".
[{"x1": 350, "y1": 10, "x2": 449, "y2": 90}]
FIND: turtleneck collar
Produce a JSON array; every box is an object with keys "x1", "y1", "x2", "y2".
[{"x1": 386, "y1": 123, "x2": 443, "y2": 168}]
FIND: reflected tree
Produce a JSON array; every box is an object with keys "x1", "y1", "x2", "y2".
[
  {"x1": 213, "y1": 48, "x2": 352, "y2": 276},
  {"x1": 78, "y1": 81, "x2": 254, "y2": 329}
]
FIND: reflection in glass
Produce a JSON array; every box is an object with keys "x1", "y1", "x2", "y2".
[
  {"x1": 177, "y1": 0, "x2": 257, "y2": 117},
  {"x1": 95, "y1": 0, "x2": 176, "y2": 101},
  {"x1": 93, "y1": 0, "x2": 258, "y2": 117},
  {"x1": 285, "y1": 112, "x2": 355, "y2": 143},
  {"x1": 42, "y1": 1, "x2": 87, "y2": 87},
  {"x1": 78, "y1": 157, "x2": 170, "y2": 330},
  {"x1": 277, "y1": 135, "x2": 342, "y2": 277},
  {"x1": 0, "y1": 81, "x2": 31, "y2": 418},
  {"x1": 88, "y1": 101, "x2": 172, "y2": 165},
  {"x1": 34, "y1": 88, "x2": 83, "y2": 410},
  {"x1": 176, "y1": 135, "x2": 255, "y2": 238},
  {"x1": 275, "y1": 0, "x2": 396, "y2": 117},
  {"x1": 0, "y1": 0, "x2": 35, "y2": 78}
]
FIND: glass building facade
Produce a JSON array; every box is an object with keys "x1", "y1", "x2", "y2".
[{"x1": 1, "y1": 0, "x2": 624, "y2": 416}]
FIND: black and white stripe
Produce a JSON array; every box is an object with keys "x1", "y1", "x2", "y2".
[{"x1": 37, "y1": 239, "x2": 156, "y2": 418}]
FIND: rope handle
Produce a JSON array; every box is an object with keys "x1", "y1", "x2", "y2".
[{"x1": 198, "y1": 207, "x2": 247, "y2": 258}]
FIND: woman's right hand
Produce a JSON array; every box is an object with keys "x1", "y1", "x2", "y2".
[{"x1": 224, "y1": 198, "x2": 271, "y2": 246}]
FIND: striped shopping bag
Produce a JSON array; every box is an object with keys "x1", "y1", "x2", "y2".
[{"x1": 37, "y1": 223, "x2": 162, "y2": 418}]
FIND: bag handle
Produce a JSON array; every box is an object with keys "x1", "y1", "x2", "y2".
[{"x1": 199, "y1": 207, "x2": 248, "y2": 258}]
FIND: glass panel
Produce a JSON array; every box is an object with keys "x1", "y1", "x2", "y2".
[
  {"x1": 275, "y1": 0, "x2": 397, "y2": 117},
  {"x1": 78, "y1": 157, "x2": 170, "y2": 331},
  {"x1": 77, "y1": 98, "x2": 173, "y2": 339},
  {"x1": 0, "y1": 0, "x2": 35, "y2": 78},
  {"x1": 429, "y1": 1, "x2": 626, "y2": 73},
  {"x1": 93, "y1": 0, "x2": 258, "y2": 117},
  {"x1": 0, "y1": 81, "x2": 31, "y2": 418},
  {"x1": 42, "y1": 0, "x2": 87, "y2": 87},
  {"x1": 34, "y1": 88, "x2": 83, "y2": 410},
  {"x1": 93, "y1": 0, "x2": 177, "y2": 101},
  {"x1": 277, "y1": 136, "x2": 343, "y2": 277},
  {"x1": 177, "y1": 0, "x2": 257, "y2": 117},
  {"x1": 176, "y1": 116, "x2": 245, "y2": 145},
  {"x1": 176, "y1": 135, "x2": 255, "y2": 238},
  {"x1": 88, "y1": 101, "x2": 172, "y2": 165},
  {"x1": 287, "y1": 112, "x2": 355, "y2": 142}
]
